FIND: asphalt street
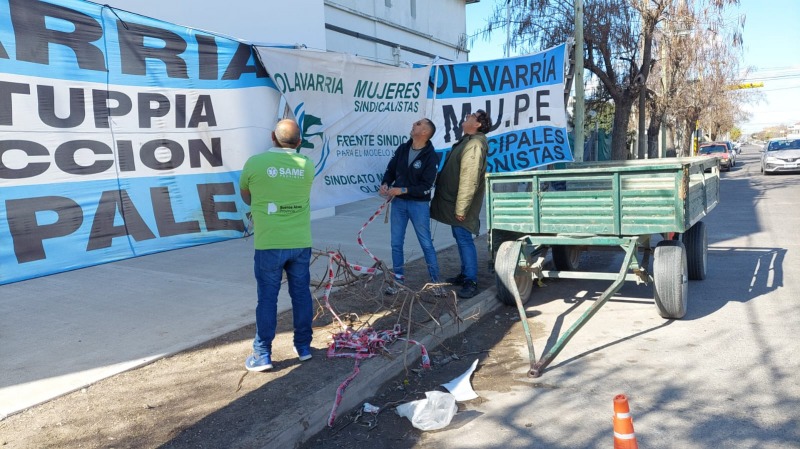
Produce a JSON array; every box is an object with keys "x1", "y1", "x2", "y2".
[{"x1": 404, "y1": 145, "x2": 800, "y2": 448}]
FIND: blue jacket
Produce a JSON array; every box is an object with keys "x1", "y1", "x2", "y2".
[{"x1": 381, "y1": 139, "x2": 441, "y2": 201}]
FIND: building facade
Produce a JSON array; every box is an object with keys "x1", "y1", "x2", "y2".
[
  {"x1": 324, "y1": 0, "x2": 470, "y2": 64},
  {"x1": 102, "y1": 0, "x2": 474, "y2": 64}
]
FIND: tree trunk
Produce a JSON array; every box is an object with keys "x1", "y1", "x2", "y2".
[
  {"x1": 647, "y1": 120, "x2": 661, "y2": 159},
  {"x1": 666, "y1": 121, "x2": 676, "y2": 157},
  {"x1": 637, "y1": 46, "x2": 653, "y2": 159},
  {"x1": 611, "y1": 100, "x2": 634, "y2": 160},
  {"x1": 647, "y1": 103, "x2": 662, "y2": 159},
  {"x1": 680, "y1": 119, "x2": 691, "y2": 158},
  {"x1": 681, "y1": 113, "x2": 699, "y2": 158}
]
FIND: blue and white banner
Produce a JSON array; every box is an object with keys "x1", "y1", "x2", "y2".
[
  {"x1": 428, "y1": 44, "x2": 573, "y2": 171},
  {"x1": 0, "y1": 0, "x2": 281, "y2": 284},
  {"x1": 1, "y1": 0, "x2": 572, "y2": 286}
]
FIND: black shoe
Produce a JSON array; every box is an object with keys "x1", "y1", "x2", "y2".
[
  {"x1": 458, "y1": 280, "x2": 478, "y2": 299},
  {"x1": 446, "y1": 273, "x2": 467, "y2": 286}
]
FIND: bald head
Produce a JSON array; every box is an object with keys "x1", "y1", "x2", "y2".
[{"x1": 272, "y1": 119, "x2": 302, "y2": 149}]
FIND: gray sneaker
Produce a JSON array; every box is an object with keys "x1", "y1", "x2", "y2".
[{"x1": 384, "y1": 278, "x2": 404, "y2": 295}]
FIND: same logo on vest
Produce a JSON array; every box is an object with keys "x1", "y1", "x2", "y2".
[
  {"x1": 413, "y1": 160, "x2": 422, "y2": 169},
  {"x1": 265, "y1": 166, "x2": 306, "y2": 178}
]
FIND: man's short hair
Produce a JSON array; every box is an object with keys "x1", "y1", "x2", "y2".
[
  {"x1": 474, "y1": 110, "x2": 491, "y2": 134},
  {"x1": 424, "y1": 118, "x2": 437, "y2": 139}
]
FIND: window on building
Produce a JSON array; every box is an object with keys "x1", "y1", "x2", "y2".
[{"x1": 411, "y1": 0, "x2": 416, "y2": 17}]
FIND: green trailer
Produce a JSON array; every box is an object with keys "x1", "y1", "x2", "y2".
[{"x1": 485, "y1": 156, "x2": 720, "y2": 377}]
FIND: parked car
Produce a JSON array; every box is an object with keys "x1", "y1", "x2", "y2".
[
  {"x1": 722, "y1": 141, "x2": 737, "y2": 166},
  {"x1": 760, "y1": 138, "x2": 800, "y2": 175},
  {"x1": 698, "y1": 142, "x2": 733, "y2": 171}
]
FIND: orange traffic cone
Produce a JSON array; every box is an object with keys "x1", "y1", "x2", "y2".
[{"x1": 613, "y1": 394, "x2": 639, "y2": 449}]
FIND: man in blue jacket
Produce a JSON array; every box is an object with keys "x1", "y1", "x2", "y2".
[{"x1": 380, "y1": 118, "x2": 444, "y2": 297}]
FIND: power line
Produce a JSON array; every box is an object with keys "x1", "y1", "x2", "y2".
[
  {"x1": 760, "y1": 85, "x2": 800, "y2": 92},
  {"x1": 749, "y1": 65, "x2": 800, "y2": 72},
  {"x1": 746, "y1": 74, "x2": 800, "y2": 82}
]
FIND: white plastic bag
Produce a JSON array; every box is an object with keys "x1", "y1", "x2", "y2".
[{"x1": 395, "y1": 391, "x2": 457, "y2": 431}]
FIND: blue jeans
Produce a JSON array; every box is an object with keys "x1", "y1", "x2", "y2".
[
  {"x1": 451, "y1": 225, "x2": 478, "y2": 283},
  {"x1": 252, "y1": 247, "x2": 313, "y2": 356},
  {"x1": 390, "y1": 198, "x2": 440, "y2": 282}
]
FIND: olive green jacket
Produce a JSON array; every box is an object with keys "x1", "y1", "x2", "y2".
[{"x1": 430, "y1": 133, "x2": 488, "y2": 235}]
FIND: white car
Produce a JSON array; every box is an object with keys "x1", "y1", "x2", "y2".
[{"x1": 761, "y1": 138, "x2": 800, "y2": 175}]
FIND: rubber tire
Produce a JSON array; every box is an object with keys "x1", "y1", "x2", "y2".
[
  {"x1": 495, "y1": 241, "x2": 533, "y2": 306},
  {"x1": 682, "y1": 221, "x2": 707, "y2": 280},
  {"x1": 653, "y1": 240, "x2": 689, "y2": 319},
  {"x1": 552, "y1": 245, "x2": 581, "y2": 271}
]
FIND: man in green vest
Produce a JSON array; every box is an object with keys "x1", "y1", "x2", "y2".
[
  {"x1": 430, "y1": 109, "x2": 490, "y2": 299},
  {"x1": 239, "y1": 119, "x2": 315, "y2": 371}
]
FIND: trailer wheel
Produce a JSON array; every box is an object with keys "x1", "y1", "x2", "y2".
[
  {"x1": 552, "y1": 245, "x2": 581, "y2": 271},
  {"x1": 683, "y1": 221, "x2": 707, "y2": 280},
  {"x1": 495, "y1": 241, "x2": 533, "y2": 306},
  {"x1": 653, "y1": 240, "x2": 688, "y2": 319}
]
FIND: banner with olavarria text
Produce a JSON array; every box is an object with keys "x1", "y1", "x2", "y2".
[{"x1": 255, "y1": 47, "x2": 432, "y2": 211}]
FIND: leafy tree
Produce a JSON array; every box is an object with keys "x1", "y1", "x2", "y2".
[
  {"x1": 663, "y1": 3, "x2": 748, "y2": 154},
  {"x1": 476, "y1": 0, "x2": 740, "y2": 160}
]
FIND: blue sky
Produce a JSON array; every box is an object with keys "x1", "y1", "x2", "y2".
[{"x1": 466, "y1": 0, "x2": 800, "y2": 135}]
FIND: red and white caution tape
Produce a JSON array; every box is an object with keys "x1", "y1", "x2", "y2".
[
  {"x1": 319, "y1": 198, "x2": 390, "y2": 331},
  {"x1": 328, "y1": 359, "x2": 361, "y2": 428},
  {"x1": 326, "y1": 324, "x2": 430, "y2": 427},
  {"x1": 355, "y1": 198, "x2": 392, "y2": 266},
  {"x1": 320, "y1": 198, "x2": 431, "y2": 427}
]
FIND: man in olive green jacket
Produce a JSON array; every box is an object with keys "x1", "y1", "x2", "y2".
[{"x1": 430, "y1": 109, "x2": 490, "y2": 298}]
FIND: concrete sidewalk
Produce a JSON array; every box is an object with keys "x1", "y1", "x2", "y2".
[{"x1": 0, "y1": 197, "x2": 476, "y2": 419}]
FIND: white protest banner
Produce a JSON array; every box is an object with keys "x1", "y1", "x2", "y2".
[
  {"x1": 255, "y1": 47, "x2": 431, "y2": 210},
  {"x1": 0, "y1": 0, "x2": 280, "y2": 284},
  {"x1": 428, "y1": 44, "x2": 573, "y2": 171}
]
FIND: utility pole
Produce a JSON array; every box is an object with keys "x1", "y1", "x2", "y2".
[
  {"x1": 636, "y1": 1, "x2": 648, "y2": 159},
  {"x1": 574, "y1": 0, "x2": 585, "y2": 162},
  {"x1": 505, "y1": 1, "x2": 511, "y2": 58},
  {"x1": 660, "y1": 36, "x2": 667, "y2": 158}
]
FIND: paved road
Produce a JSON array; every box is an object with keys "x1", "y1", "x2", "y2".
[{"x1": 410, "y1": 146, "x2": 800, "y2": 448}]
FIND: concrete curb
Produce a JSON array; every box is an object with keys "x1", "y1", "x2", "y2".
[{"x1": 265, "y1": 286, "x2": 503, "y2": 449}]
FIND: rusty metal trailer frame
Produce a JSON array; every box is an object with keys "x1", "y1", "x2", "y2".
[{"x1": 486, "y1": 157, "x2": 720, "y2": 377}]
